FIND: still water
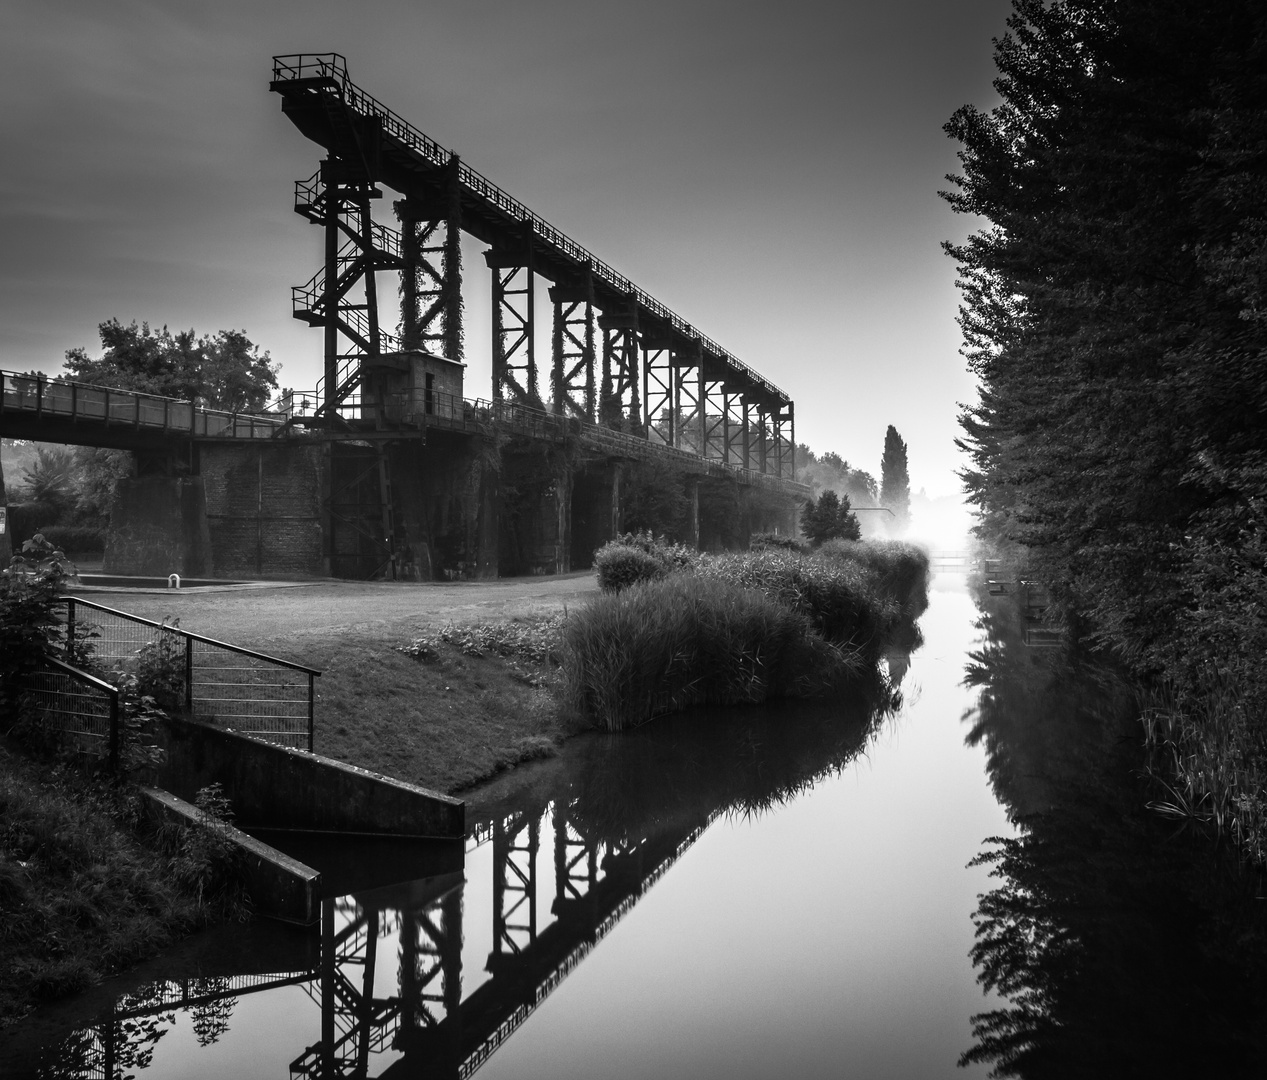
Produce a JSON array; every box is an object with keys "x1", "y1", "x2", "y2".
[{"x1": 7, "y1": 576, "x2": 1018, "y2": 1078}]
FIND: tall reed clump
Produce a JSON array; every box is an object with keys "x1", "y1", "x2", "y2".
[
  {"x1": 562, "y1": 574, "x2": 863, "y2": 731},
  {"x1": 1142, "y1": 673, "x2": 1267, "y2": 866},
  {"x1": 817, "y1": 539, "x2": 932, "y2": 621},
  {"x1": 696, "y1": 548, "x2": 894, "y2": 656}
]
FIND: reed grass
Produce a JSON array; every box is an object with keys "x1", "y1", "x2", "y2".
[
  {"x1": 562, "y1": 575, "x2": 865, "y2": 731},
  {"x1": 1141, "y1": 673, "x2": 1267, "y2": 865}
]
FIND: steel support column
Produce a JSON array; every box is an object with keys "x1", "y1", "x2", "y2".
[
  {"x1": 598, "y1": 299, "x2": 640, "y2": 431},
  {"x1": 396, "y1": 155, "x2": 464, "y2": 361},
  {"x1": 549, "y1": 271, "x2": 596, "y2": 420},
  {"x1": 642, "y1": 331, "x2": 675, "y2": 445},
  {"x1": 486, "y1": 225, "x2": 538, "y2": 405}
]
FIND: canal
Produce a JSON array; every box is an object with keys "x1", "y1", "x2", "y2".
[{"x1": 8, "y1": 571, "x2": 1263, "y2": 1076}]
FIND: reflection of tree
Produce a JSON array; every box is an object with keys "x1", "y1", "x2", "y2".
[
  {"x1": 37, "y1": 982, "x2": 175, "y2": 1079},
  {"x1": 960, "y1": 581, "x2": 1267, "y2": 1076},
  {"x1": 189, "y1": 978, "x2": 236, "y2": 1047}
]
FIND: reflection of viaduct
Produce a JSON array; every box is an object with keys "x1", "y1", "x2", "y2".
[
  {"x1": 35, "y1": 700, "x2": 896, "y2": 1079},
  {"x1": 44, "y1": 797, "x2": 715, "y2": 1080},
  {"x1": 0, "y1": 53, "x2": 806, "y2": 581}
]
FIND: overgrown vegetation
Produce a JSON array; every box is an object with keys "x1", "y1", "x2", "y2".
[
  {"x1": 566, "y1": 540, "x2": 929, "y2": 730},
  {"x1": 0, "y1": 537, "x2": 239, "y2": 1024},
  {"x1": 945, "y1": 0, "x2": 1267, "y2": 865}
]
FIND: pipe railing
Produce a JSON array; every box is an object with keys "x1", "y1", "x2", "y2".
[{"x1": 59, "y1": 597, "x2": 321, "y2": 751}]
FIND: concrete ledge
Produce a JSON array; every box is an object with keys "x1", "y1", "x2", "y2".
[
  {"x1": 157, "y1": 716, "x2": 465, "y2": 840},
  {"x1": 139, "y1": 786, "x2": 321, "y2": 926}
]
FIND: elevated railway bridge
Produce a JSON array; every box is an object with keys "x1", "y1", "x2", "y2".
[{"x1": 1, "y1": 54, "x2": 807, "y2": 580}]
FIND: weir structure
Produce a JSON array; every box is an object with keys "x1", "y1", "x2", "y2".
[{"x1": 0, "y1": 54, "x2": 807, "y2": 581}]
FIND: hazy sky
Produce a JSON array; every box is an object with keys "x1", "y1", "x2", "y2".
[{"x1": 1, "y1": 0, "x2": 1012, "y2": 498}]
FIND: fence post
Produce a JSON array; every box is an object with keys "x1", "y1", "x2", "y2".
[
  {"x1": 184, "y1": 635, "x2": 194, "y2": 713},
  {"x1": 108, "y1": 690, "x2": 120, "y2": 773},
  {"x1": 66, "y1": 598, "x2": 75, "y2": 660},
  {"x1": 307, "y1": 672, "x2": 315, "y2": 752}
]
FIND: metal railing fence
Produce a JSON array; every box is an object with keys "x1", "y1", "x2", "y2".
[
  {"x1": 0, "y1": 370, "x2": 285, "y2": 440},
  {"x1": 20, "y1": 656, "x2": 121, "y2": 769},
  {"x1": 59, "y1": 597, "x2": 320, "y2": 751}
]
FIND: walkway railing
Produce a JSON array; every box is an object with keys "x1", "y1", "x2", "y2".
[
  {"x1": 59, "y1": 597, "x2": 321, "y2": 751},
  {"x1": 20, "y1": 656, "x2": 121, "y2": 770},
  {"x1": 0, "y1": 370, "x2": 285, "y2": 440}
]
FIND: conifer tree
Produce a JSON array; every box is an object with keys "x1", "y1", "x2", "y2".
[{"x1": 879, "y1": 425, "x2": 910, "y2": 532}]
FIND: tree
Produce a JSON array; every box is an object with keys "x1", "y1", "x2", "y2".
[
  {"x1": 63, "y1": 320, "x2": 279, "y2": 412},
  {"x1": 943, "y1": 0, "x2": 1267, "y2": 680},
  {"x1": 879, "y1": 425, "x2": 910, "y2": 532},
  {"x1": 801, "y1": 489, "x2": 861, "y2": 546}
]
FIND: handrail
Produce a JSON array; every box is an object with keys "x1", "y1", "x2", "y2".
[
  {"x1": 60, "y1": 596, "x2": 323, "y2": 675},
  {"x1": 270, "y1": 53, "x2": 789, "y2": 405}
]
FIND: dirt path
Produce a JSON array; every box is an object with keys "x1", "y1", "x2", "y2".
[{"x1": 73, "y1": 573, "x2": 600, "y2": 652}]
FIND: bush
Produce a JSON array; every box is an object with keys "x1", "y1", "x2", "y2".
[
  {"x1": 750, "y1": 532, "x2": 808, "y2": 553},
  {"x1": 36, "y1": 526, "x2": 106, "y2": 556},
  {"x1": 7, "y1": 501, "x2": 63, "y2": 544},
  {"x1": 818, "y1": 539, "x2": 931, "y2": 618},
  {"x1": 562, "y1": 574, "x2": 862, "y2": 731},
  {"x1": 697, "y1": 549, "x2": 893, "y2": 654},
  {"x1": 593, "y1": 531, "x2": 699, "y2": 592},
  {"x1": 1, "y1": 535, "x2": 73, "y2": 711}
]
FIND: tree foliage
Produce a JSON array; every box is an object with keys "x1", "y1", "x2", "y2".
[
  {"x1": 801, "y1": 489, "x2": 861, "y2": 546},
  {"x1": 944, "y1": 0, "x2": 1267, "y2": 692},
  {"x1": 795, "y1": 444, "x2": 877, "y2": 507},
  {"x1": 63, "y1": 320, "x2": 279, "y2": 412},
  {"x1": 879, "y1": 425, "x2": 910, "y2": 531}
]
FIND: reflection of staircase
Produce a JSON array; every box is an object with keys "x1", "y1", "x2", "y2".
[{"x1": 292, "y1": 903, "x2": 405, "y2": 1080}]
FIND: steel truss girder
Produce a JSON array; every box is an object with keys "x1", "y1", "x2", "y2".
[
  {"x1": 700, "y1": 377, "x2": 727, "y2": 462},
  {"x1": 724, "y1": 390, "x2": 749, "y2": 467},
  {"x1": 486, "y1": 227, "x2": 538, "y2": 405},
  {"x1": 549, "y1": 277, "x2": 595, "y2": 421},
  {"x1": 396, "y1": 157, "x2": 463, "y2": 362},
  {"x1": 598, "y1": 300, "x2": 640, "y2": 430},
  {"x1": 642, "y1": 338, "x2": 673, "y2": 446},
  {"x1": 492, "y1": 812, "x2": 540, "y2": 962}
]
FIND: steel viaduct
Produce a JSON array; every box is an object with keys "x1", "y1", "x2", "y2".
[{"x1": 0, "y1": 54, "x2": 807, "y2": 580}]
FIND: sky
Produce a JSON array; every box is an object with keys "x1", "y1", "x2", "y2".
[{"x1": 0, "y1": 0, "x2": 1014, "y2": 501}]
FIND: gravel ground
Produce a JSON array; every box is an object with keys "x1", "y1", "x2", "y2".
[{"x1": 70, "y1": 572, "x2": 600, "y2": 650}]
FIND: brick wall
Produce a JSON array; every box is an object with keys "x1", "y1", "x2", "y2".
[{"x1": 201, "y1": 444, "x2": 325, "y2": 578}]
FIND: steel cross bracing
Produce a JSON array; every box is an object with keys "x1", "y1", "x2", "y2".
[{"x1": 271, "y1": 53, "x2": 796, "y2": 479}]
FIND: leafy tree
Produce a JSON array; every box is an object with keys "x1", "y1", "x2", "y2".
[
  {"x1": 796, "y1": 443, "x2": 878, "y2": 507},
  {"x1": 64, "y1": 320, "x2": 279, "y2": 412},
  {"x1": 20, "y1": 446, "x2": 78, "y2": 517},
  {"x1": 879, "y1": 425, "x2": 910, "y2": 532},
  {"x1": 943, "y1": 0, "x2": 1267, "y2": 685},
  {"x1": 801, "y1": 489, "x2": 861, "y2": 546}
]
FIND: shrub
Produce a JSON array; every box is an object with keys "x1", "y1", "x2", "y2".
[
  {"x1": 562, "y1": 574, "x2": 863, "y2": 731},
  {"x1": 1, "y1": 535, "x2": 73, "y2": 711},
  {"x1": 593, "y1": 531, "x2": 698, "y2": 592},
  {"x1": 37, "y1": 526, "x2": 106, "y2": 556},
  {"x1": 818, "y1": 539, "x2": 931, "y2": 619},
  {"x1": 696, "y1": 549, "x2": 893, "y2": 653},
  {"x1": 750, "y1": 532, "x2": 808, "y2": 553}
]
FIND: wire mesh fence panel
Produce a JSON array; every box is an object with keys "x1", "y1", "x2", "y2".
[
  {"x1": 59, "y1": 598, "x2": 317, "y2": 751},
  {"x1": 21, "y1": 660, "x2": 118, "y2": 764},
  {"x1": 188, "y1": 639, "x2": 312, "y2": 747}
]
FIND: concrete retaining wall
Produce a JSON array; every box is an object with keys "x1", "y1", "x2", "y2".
[
  {"x1": 157, "y1": 716, "x2": 464, "y2": 840},
  {"x1": 139, "y1": 786, "x2": 321, "y2": 925}
]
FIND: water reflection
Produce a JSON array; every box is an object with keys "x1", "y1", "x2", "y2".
[
  {"x1": 16, "y1": 685, "x2": 900, "y2": 1080},
  {"x1": 961, "y1": 578, "x2": 1267, "y2": 1075}
]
